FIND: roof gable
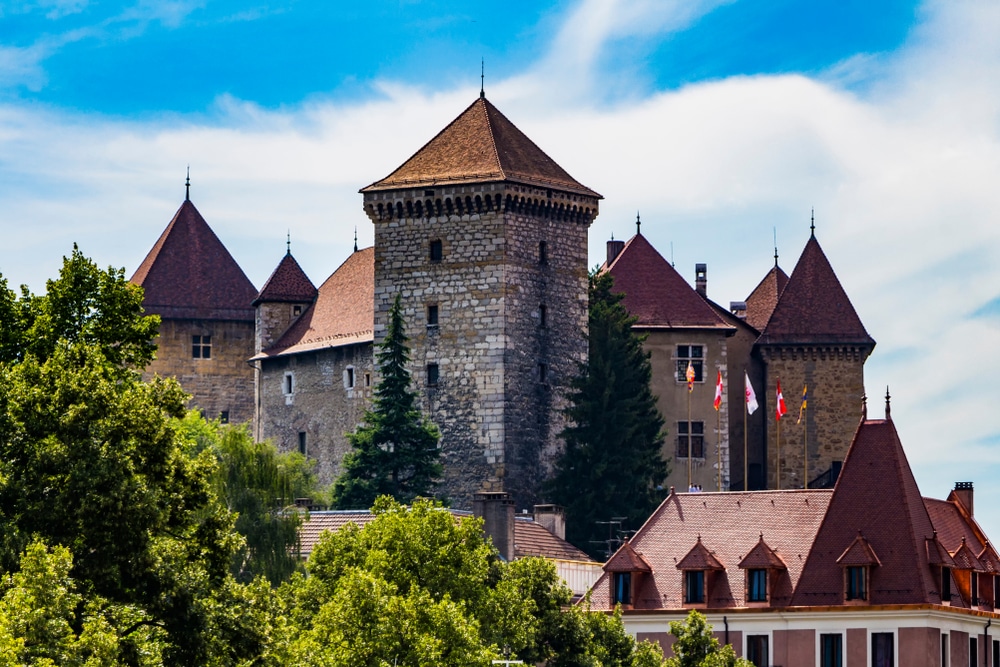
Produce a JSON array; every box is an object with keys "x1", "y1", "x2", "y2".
[
  {"x1": 836, "y1": 532, "x2": 881, "y2": 567},
  {"x1": 254, "y1": 247, "x2": 375, "y2": 358},
  {"x1": 605, "y1": 235, "x2": 732, "y2": 329},
  {"x1": 792, "y1": 416, "x2": 940, "y2": 605},
  {"x1": 676, "y1": 536, "x2": 725, "y2": 570},
  {"x1": 361, "y1": 96, "x2": 599, "y2": 198},
  {"x1": 951, "y1": 538, "x2": 985, "y2": 572},
  {"x1": 757, "y1": 235, "x2": 874, "y2": 347},
  {"x1": 254, "y1": 252, "x2": 318, "y2": 306},
  {"x1": 131, "y1": 200, "x2": 257, "y2": 321},
  {"x1": 738, "y1": 535, "x2": 787, "y2": 570},
  {"x1": 744, "y1": 265, "x2": 788, "y2": 332},
  {"x1": 604, "y1": 540, "x2": 652, "y2": 573}
]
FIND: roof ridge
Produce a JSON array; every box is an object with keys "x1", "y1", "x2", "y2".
[{"x1": 481, "y1": 98, "x2": 505, "y2": 181}]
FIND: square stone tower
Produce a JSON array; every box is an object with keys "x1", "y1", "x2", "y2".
[{"x1": 361, "y1": 94, "x2": 601, "y2": 509}]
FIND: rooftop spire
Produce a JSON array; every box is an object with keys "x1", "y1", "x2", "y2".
[
  {"x1": 810, "y1": 208, "x2": 815, "y2": 237},
  {"x1": 354, "y1": 226, "x2": 358, "y2": 253},
  {"x1": 286, "y1": 230, "x2": 291, "y2": 256},
  {"x1": 773, "y1": 226, "x2": 779, "y2": 267},
  {"x1": 185, "y1": 166, "x2": 191, "y2": 201},
  {"x1": 480, "y1": 59, "x2": 484, "y2": 99},
  {"x1": 636, "y1": 211, "x2": 641, "y2": 235},
  {"x1": 885, "y1": 386, "x2": 892, "y2": 420}
]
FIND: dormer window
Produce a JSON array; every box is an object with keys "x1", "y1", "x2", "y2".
[
  {"x1": 601, "y1": 539, "x2": 651, "y2": 610},
  {"x1": 836, "y1": 531, "x2": 879, "y2": 604},
  {"x1": 747, "y1": 569, "x2": 767, "y2": 602},
  {"x1": 613, "y1": 572, "x2": 632, "y2": 605},
  {"x1": 846, "y1": 566, "x2": 867, "y2": 601},
  {"x1": 684, "y1": 570, "x2": 705, "y2": 604},
  {"x1": 942, "y1": 567, "x2": 952, "y2": 604},
  {"x1": 738, "y1": 533, "x2": 786, "y2": 607},
  {"x1": 677, "y1": 536, "x2": 724, "y2": 608}
]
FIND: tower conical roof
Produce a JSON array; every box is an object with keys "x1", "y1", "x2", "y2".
[
  {"x1": 744, "y1": 265, "x2": 788, "y2": 332},
  {"x1": 131, "y1": 200, "x2": 257, "y2": 321},
  {"x1": 605, "y1": 234, "x2": 732, "y2": 329},
  {"x1": 253, "y1": 252, "x2": 317, "y2": 306},
  {"x1": 757, "y1": 235, "x2": 874, "y2": 347},
  {"x1": 361, "y1": 96, "x2": 600, "y2": 198},
  {"x1": 791, "y1": 413, "x2": 941, "y2": 605}
]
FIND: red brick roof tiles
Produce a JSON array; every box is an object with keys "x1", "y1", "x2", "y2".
[
  {"x1": 677, "y1": 537, "x2": 725, "y2": 571},
  {"x1": 836, "y1": 532, "x2": 881, "y2": 567},
  {"x1": 738, "y1": 535, "x2": 788, "y2": 570},
  {"x1": 604, "y1": 540, "x2": 652, "y2": 573},
  {"x1": 255, "y1": 247, "x2": 375, "y2": 358},
  {"x1": 950, "y1": 538, "x2": 986, "y2": 572},
  {"x1": 757, "y1": 235, "x2": 874, "y2": 347},
  {"x1": 744, "y1": 265, "x2": 788, "y2": 332},
  {"x1": 978, "y1": 545, "x2": 1000, "y2": 574},
  {"x1": 361, "y1": 96, "x2": 600, "y2": 198},
  {"x1": 604, "y1": 235, "x2": 734, "y2": 330},
  {"x1": 131, "y1": 199, "x2": 257, "y2": 321},
  {"x1": 925, "y1": 535, "x2": 957, "y2": 568},
  {"x1": 254, "y1": 252, "x2": 318, "y2": 306}
]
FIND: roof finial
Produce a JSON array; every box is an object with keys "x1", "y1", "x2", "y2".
[
  {"x1": 773, "y1": 226, "x2": 779, "y2": 267},
  {"x1": 480, "y1": 59, "x2": 485, "y2": 99},
  {"x1": 286, "y1": 230, "x2": 291, "y2": 255},
  {"x1": 885, "y1": 386, "x2": 891, "y2": 420},
  {"x1": 636, "y1": 211, "x2": 641, "y2": 236},
  {"x1": 861, "y1": 393, "x2": 868, "y2": 420},
  {"x1": 354, "y1": 227, "x2": 358, "y2": 253},
  {"x1": 670, "y1": 241, "x2": 675, "y2": 268},
  {"x1": 185, "y1": 166, "x2": 190, "y2": 202},
  {"x1": 810, "y1": 207, "x2": 815, "y2": 238}
]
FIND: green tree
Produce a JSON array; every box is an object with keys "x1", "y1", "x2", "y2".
[
  {"x1": 664, "y1": 611, "x2": 752, "y2": 667},
  {"x1": 548, "y1": 270, "x2": 668, "y2": 559},
  {"x1": 332, "y1": 293, "x2": 442, "y2": 508}
]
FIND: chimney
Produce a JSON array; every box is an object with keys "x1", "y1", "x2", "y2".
[
  {"x1": 607, "y1": 239, "x2": 625, "y2": 265},
  {"x1": 695, "y1": 263, "x2": 707, "y2": 297},
  {"x1": 533, "y1": 503, "x2": 566, "y2": 540},
  {"x1": 954, "y1": 482, "x2": 974, "y2": 516},
  {"x1": 473, "y1": 491, "x2": 515, "y2": 560},
  {"x1": 730, "y1": 301, "x2": 747, "y2": 319}
]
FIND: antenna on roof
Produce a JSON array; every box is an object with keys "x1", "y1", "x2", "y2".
[
  {"x1": 286, "y1": 230, "x2": 291, "y2": 255},
  {"x1": 185, "y1": 166, "x2": 191, "y2": 202},
  {"x1": 773, "y1": 226, "x2": 779, "y2": 267},
  {"x1": 635, "y1": 211, "x2": 641, "y2": 235},
  {"x1": 354, "y1": 227, "x2": 358, "y2": 253},
  {"x1": 480, "y1": 59, "x2": 485, "y2": 99},
  {"x1": 810, "y1": 208, "x2": 815, "y2": 238}
]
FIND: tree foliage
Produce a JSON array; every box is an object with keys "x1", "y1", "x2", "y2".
[
  {"x1": 332, "y1": 293, "x2": 442, "y2": 508},
  {"x1": 548, "y1": 270, "x2": 668, "y2": 559},
  {"x1": 663, "y1": 611, "x2": 752, "y2": 667}
]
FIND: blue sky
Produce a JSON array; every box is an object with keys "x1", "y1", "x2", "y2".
[{"x1": 3, "y1": 0, "x2": 1000, "y2": 536}]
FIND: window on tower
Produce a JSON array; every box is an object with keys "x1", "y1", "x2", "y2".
[
  {"x1": 430, "y1": 240, "x2": 443, "y2": 262},
  {"x1": 676, "y1": 345, "x2": 703, "y2": 383},
  {"x1": 538, "y1": 241, "x2": 548, "y2": 264},
  {"x1": 677, "y1": 421, "x2": 705, "y2": 458},
  {"x1": 192, "y1": 334, "x2": 212, "y2": 359}
]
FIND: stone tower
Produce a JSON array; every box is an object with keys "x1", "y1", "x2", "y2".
[
  {"x1": 755, "y1": 231, "x2": 875, "y2": 489},
  {"x1": 361, "y1": 95, "x2": 601, "y2": 509}
]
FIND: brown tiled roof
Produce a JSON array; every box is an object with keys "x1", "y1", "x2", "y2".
[
  {"x1": 604, "y1": 540, "x2": 652, "y2": 573},
  {"x1": 925, "y1": 497, "x2": 985, "y2": 558},
  {"x1": 589, "y1": 490, "x2": 832, "y2": 610},
  {"x1": 950, "y1": 538, "x2": 986, "y2": 572},
  {"x1": 254, "y1": 247, "x2": 375, "y2": 359},
  {"x1": 297, "y1": 511, "x2": 374, "y2": 558},
  {"x1": 738, "y1": 535, "x2": 787, "y2": 570},
  {"x1": 744, "y1": 265, "x2": 788, "y2": 331},
  {"x1": 978, "y1": 545, "x2": 1000, "y2": 574},
  {"x1": 757, "y1": 235, "x2": 874, "y2": 347},
  {"x1": 677, "y1": 537, "x2": 725, "y2": 571},
  {"x1": 925, "y1": 535, "x2": 957, "y2": 568},
  {"x1": 604, "y1": 235, "x2": 734, "y2": 330},
  {"x1": 836, "y1": 532, "x2": 881, "y2": 567},
  {"x1": 361, "y1": 96, "x2": 600, "y2": 198},
  {"x1": 791, "y1": 418, "x2": 940, "y2": 606},
  {"x1": 253, "y1": 252, "x2": 318, "y2": 306},
  {"x1": 514, "y1": 517, "x2": 593, "y2": 562},
  {"x1": 131, "y1": 199, "x2": 257, "y2": 321}
]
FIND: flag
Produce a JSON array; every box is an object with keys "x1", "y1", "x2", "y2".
[
  {"x1": 744, "y1": 372, "x2": 758, "y2": 415},
  {"x1": 797, "y1": 385, "x2": 808, "y2": 424},
  {"x1": 686, "y1": 360, "x2": 696, "y2": 392},
  {"x1": 713, "y1": 370, "x2": 723, "y2": 411},
  {"x1": 776, "y1": 380, "x2": 788, "y2": 421}
]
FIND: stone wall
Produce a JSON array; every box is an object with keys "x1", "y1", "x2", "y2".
[
  {"x1": 255, "y1": 300, "x2": 310, "y2": 354},
  {"x1": 365, "y1": 183, "x2": 596, "y2": 509},
  {"x1": 759, "y1": 345, "x2": 869, "y2": 489},
  {"x1": 257, "y1": 342, "x2": 374, "y2": 483},
  {"x1": 143, "y1": 317, "x2": 255, "y2": 424}
]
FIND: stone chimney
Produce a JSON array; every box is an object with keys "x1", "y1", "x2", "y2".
[
  {"x1": 954, "y1": 481, "x2": 974, "y2": 516},
  {"x1": 695, "y1": 263, "x2": 707, "y2": 297},
  {"x1": 607, "y1": 239, "x2": 625, "y2": 265},
  {"x1": 473, "y1": 491, "x2": 515, "y2": 560},
  {"x1": 533, "y1": 504, "x2": 566, "y2": 540}
]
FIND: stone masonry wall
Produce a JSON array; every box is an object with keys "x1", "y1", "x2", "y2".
[
  {"x1": 255, "y1": 301, "x2": 310, "y2": 354},
  {"x1": 257, "y1": 343, "x2": 374, "y2": 483},
  {"x1": 760, "y1": 345, "x2": 869, "y2": 489},
  {"x1": 143, "y1": 317, "x2": 255, "y2": 424}
]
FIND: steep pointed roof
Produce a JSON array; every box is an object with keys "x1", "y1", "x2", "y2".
[
  {"x1": 676, "y1": 536, "x2": 725, "y2": 571},
  {"x1": 791, "y1": 416, "x2": 940, "y2": 605},
  {"x1": 604, "y1": 540, "x2": 653, "y2": 573},
  {"x1": 253, "y1": 247, "x2": 374, "y2": 359},
  {"x1": 131, "y1": 199, "x2": 257, "y2": 321},
  {"x1": 950, "y1": 538, "x2": 986, "y2": 572},
  {"x1": 757, "y1": 235, "x2": 874, "y2": 347},
  {"x1": 605, "y1": 234, "x2": 733, "y2": 330},
  {"x1": 744, "y1": 265, "x2": 789, "y2": 332},
  {"x1": 836, "y1": 532, "x2": 881, "y2": 567},
  {"x1": 361, "y1": 96, "x2": 600, "y2": 198},
  {"x1": 738, "y1": 534, "x2": 787, "y2": 570},
  {"x1": 253, "y1": 252, "x2": 318, "y2": 306}
]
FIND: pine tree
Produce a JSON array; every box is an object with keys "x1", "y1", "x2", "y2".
[
  {"x1": 548, "y1": 271, "x2": 668, "y2": 560},
  {"x1": 332, "y1": 293, "x2": 442, "y2": 508}
]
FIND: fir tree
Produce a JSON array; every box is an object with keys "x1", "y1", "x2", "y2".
[
  {"x1": 332, "y1": 293, "x2": 442, "y2": 508},
  {"x1": 548, "y1": 270, "x2": 668, "y2": 560}
]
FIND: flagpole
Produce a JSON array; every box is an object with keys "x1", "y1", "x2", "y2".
[
  {"x1": 803, "y1": 405, "x2": 808, "y2": 490},
  {"x1": 776, "y1": 416, "x2": 781, "y2": 490},
  {"x1": 744, "y1": 374, "x2": 748, "y2": 491},
  {"x1": 687, "y1": 387, "x2": 692, "y2": 491},
  {"x1": 717, "y1": 406, "x2": 722, "y2": 491}
]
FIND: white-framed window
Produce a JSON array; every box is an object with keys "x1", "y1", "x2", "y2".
[
  {"x1": 942, "y1": 633, "x2": 949, "y2": 667},
  {"x1": 745, "y1": 632, "x2": 771, "y2": 667},
  {"x1": 344, "y1": 366, "x2": 355, "y2": 389},
  {"x1": 869, "y1": 629, "x2": 896, "y2": 667},
  {"x1": 818, "y1": 632, "x2": 843, "y2": 667},
  {"x1": 675, "y1": 344, "x2": 704, "y2": 383},
  {"x1": 969, "y1": 636, "x2": 977, "y2": 667}
]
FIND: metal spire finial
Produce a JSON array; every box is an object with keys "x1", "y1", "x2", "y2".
[
  {"x1": 286, "y1": 230, "x2": 291, "y2": 255},
  {"x1": 480, "y1": 59, "x2": 485, "y2": 99},
  {"x1": 810, "y1": 208, "x2": 815, "y2": 237},
  {"x1": 354, "y1": 227, "x2": 358, "y2": 253},
  {"x1": 861, "y1": 393, "x2": 868, "y2": 420},
  {"x1": 885, "y1": 386, "x2": 891, "y2": 420},
  {"x1": 773, "y1": 226, "x2": 778, "y2": 267},
  {"x1": 185, "y1": 166, "x2": 190, "y2": 201},
  {"x1": 636, "y1": 211, "x2": 641, "y2": 235}
]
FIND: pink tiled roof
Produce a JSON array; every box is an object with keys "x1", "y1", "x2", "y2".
[
  {"x1": 757, "y1": 235, "x2": 874, "y2": 347},
  {"x1": 836, "y1": 532, "x2": 881, "y2": 567},
  {"x1": 604, "y1": 540, "x2": 652, "y2": 573},
  {"x1": 744, "y1": 265, "x2": 788, "y2": 332},
  {"x1": 604, "y1": 235, "x2": 733, "y2": 330},
  {"x1": 362, "y1": 96, "x2": 600, "y2": 199},
  {"x1": 738, "y1": 535, "x2": 787, "y2": 570},
  {"x1": 131, "y1": 199, "x2": 257, "y2": 321},
  {"x1": 254, "y1": 252, "x2": 317, "y2": 306},
  {"x1": 677, "y1": 537, "x2": 725, "y2": 571},
  {"x1": 254, "y1": 247, "x2": 375, "y2": 358}
]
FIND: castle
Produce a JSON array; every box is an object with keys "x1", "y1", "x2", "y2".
[{"x1": 131, "y1": 94, "x2": 872, "y2": 511}]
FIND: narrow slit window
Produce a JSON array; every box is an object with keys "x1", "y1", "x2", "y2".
[
  {"x1": 538, "y1": 241, "x2": 548, "y2": 264},
  {"x1": 345, "y1": 367, "x2": 355, "y2": 389},
  {"x1": 427, "y1": 304, "x2": 439, "y2": 327},
  {"x1": 429, "y1": 240, "x2": 443, "y2": 262},
  {"x1": 539, "y1": 304, "x2": 547, "y2": 328},
  {"x1": 298, "y1": 432, "x2": 306, "y2": 456},
  {"x1": 427, "y1": 363, "x2": 439, "y2": 386}
]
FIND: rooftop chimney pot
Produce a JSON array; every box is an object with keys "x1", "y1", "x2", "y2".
[{"x1": 695, "y1": 263, "x2": 707, "y2": 297}]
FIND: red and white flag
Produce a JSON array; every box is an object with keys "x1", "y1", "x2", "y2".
[
  {"x1": 713, "y1": 370, "x2": 723, "y2": 411},
  {"x1": 776, "y1": 380, "x2": 788, "y2": 421},
  {"x1": 744, "y1": 372, "x2": 758, "y2": 415}
]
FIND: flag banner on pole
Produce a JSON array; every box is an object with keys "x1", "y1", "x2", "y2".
[
  {"x1": 714, "y1": 370, "x2": 723, "y2": 411},
  {"x1": 686, "y1": 360, "x2": 696, "y2": 392},
  {"x1": 745, "y1": 372, "x2": 758, "y2": 415},
  {"x1": 776, "y1": 380, "x2": 788, "y2": 421},
  {"x1": 797, "y1": 385, "x2": 808, "y2": 424}
]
